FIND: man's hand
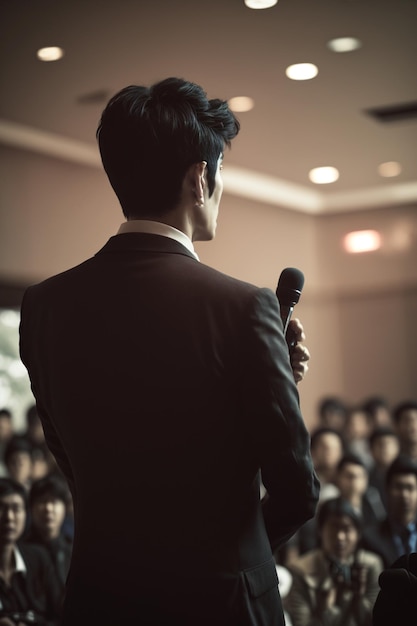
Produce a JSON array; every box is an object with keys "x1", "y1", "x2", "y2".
[{"x1": 287, "y1": 318, "x2": 310, "y2": 383}]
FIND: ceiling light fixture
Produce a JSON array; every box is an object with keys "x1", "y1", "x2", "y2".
[
  {"x1": 343, "y1": 230, "x2": 382, "y2": 254},
  {"x1": 327, "y1": 37, "x2": 362, "y2": 53},
  {"x1": 228, "y1": 96, "x2": 255, "y2": 112},
  {"x1": 36, "y1": 46, "x2": 64, "y2": 62},
  {"x1": 308, "y1": 166, "x2": 339, "y2": 184},
  {"x1": 285, "y1": 63, "x2": 318, "y2": 81},
  {"x1": 244, "y1": 0, "x2": 278, "y2": 8},
  {"x1": 378, "y1": 161, "x2": 402, "y2": 177}
]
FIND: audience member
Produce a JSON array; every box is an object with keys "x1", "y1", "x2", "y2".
[
  {"x1": 0, "y1": 410, "x2": 14, "y2": 478},
  {"x1": 342, "y1": 406, "x2": 374, "y2": 469},
  {"x1": 24, "y1": 405, "x2": 45, "y2": 448},
  {"x1": 285, "y1": 497, "x2": 382, "y2": 626},
  {"x1": 4, "y1": 436, "x2": 33, "y2": 491},
  {"x1": 24, "y1": 476, "x2": 72, "y2": 597},
  {"x1": 372, "y1": 552, "x2": 417, "y2": 626},
  {"x1": 310, "y1": 427, "x2": 344, "y2": 502},
  {"x1": 392, "y1": 400, "x2": 417, "y2": 462},
  {"x1": 283, "y1": 428, "x2": 345, "y2": 561},
  {"x1": 317, "y1": 396, "x2": 348, "y2": 432},
  {"x1": 0, "y1": 477, "x2": 62, "y2": 625},
  {"x1": 368, "y1": 427, "x2": 399, "y2": 510},
  {"x1": 336, "y1": 454, "x2": 385, "y2": 528},
  {"x1": 361, "y1": 396, "x2": 392, "y2": 430},
  {"x1": 361, "y1": 454, "x2": 417, "y2": 568}
]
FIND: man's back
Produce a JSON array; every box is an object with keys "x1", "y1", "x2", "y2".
[{"x1": 20, "y1": 232, "x2": 318, "y2": 625}]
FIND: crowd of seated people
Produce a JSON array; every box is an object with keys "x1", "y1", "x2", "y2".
[
  {"x1": 1, "y1": 396, "x2": 417, "y2": 625},
  {"x1": 0, "y1": 404, "x2": 73, "y2": 626},
  {"x1": 274, "y1": 394, "x2": 417, "y2": 626}
]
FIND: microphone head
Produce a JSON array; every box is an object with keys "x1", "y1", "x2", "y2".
[{"x1": 276, "y1": 267, "x2": 305, "y2": 307}]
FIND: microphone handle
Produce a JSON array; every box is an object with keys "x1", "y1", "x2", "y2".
[{"x1": 280, "y1": 304, "x2": 297, "y2": 349}]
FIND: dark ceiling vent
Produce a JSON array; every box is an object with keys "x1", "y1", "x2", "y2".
[{"x1": 366, "y1": 101, "x2": 417, "y2": 123}]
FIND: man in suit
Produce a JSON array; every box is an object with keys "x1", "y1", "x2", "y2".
[
  {"x1": 19, "y1": 77, "x2": 319, "y2": 626},
  {"x1": 361, "y1": 454, "x2": 417, "y2": 568},
  {"x1": 0, "y1": 478, "x2": 62, "y2": 625}
]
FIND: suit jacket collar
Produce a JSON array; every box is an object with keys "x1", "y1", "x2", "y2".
[{"x1": 95, "y1": 232, "x2": 198, "y2": 261}]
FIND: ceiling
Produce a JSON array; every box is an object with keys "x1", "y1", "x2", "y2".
[{"x1": 1, "y1": 0, "x2": 417, "y2": 214}]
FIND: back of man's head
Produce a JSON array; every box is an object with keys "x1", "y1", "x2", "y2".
[
  {"x1": 97, "y1": 77, "x2": 240, "y2": 219},
  {"x1": 373, "y1": 553, "x2": 417, "y2": 626}
]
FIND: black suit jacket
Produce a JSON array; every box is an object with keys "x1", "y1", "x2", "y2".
[
  {"x1": 0, "y1": 543, "x2": 62, "y2": 625},
  {"x1": 361, "y1": 518, "x2": 403, "y2": 569},
  {"x1": 20, "y1": 233, "x2": 319, "y2": 625}
]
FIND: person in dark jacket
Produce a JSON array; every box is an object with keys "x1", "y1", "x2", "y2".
[
  {"x1": 24, "y1": 475, "x2": 72, "y2": 597},
  {"x1": 0, "y1": 478, "x2": 62, "y2": 625},
  {"x1": 362, "y1": 454, "x2": 417, "y2": 568},
  {"x1": 19, "y1": 76, "x2": 319, "y2": 626}
]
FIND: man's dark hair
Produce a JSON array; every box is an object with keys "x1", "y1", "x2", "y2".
[
  {"x1": 4, "y1": 435, "x2": 33, "y2": 467},
  {"x1": 362, "y1": 395, "x2": 389, "y2": 416},
  {"x1": 0, "y1": 408, "x2": 12, "y2": 420},
  {"x1": 29, "y1": 474, "x2": 71, "y2": 509},
  {"x1": 369, "y1": 427, "x2": 397, "y2": 448},
  {"x1": 0, "y1": 477, "x2": 28, "y2": 508},
  {"x1": 26, "y1": 403, "x2": 39, "y2": 426},
  {"x1": 318, "y1": 396, "x2": 347, "y2": 415},
  {"x1": 392, "y1": 400, "x2": 417, "y2": 424},
  {"x1": 317, "y1": 496, "x2": 363, "y2": 533},
  {"x1": 385, "y1": 454, "x2": 417, "y2": 487},
  {"x1": 97, "y1": 77, "x2": 240, "y2": 219},
  {"x1": 373, "y1": 552, "x2": 417, "y2": 626},
  {"x1": 310, "y1": 427, "x2": 345, "y2": 451},
  {"x1": 336, "y1": 452, "x2": 367, "y2": 474}
]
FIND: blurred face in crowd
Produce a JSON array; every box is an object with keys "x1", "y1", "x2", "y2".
[
  {"x1": 395, "y1": 409, "x2": 417, "y2": 445},
  {"x1": 371, "y1": 435, "x2": 399, "y2": 467},
  {"x1": 322, "y1": 409, "x2": 346, "y2": 433},
  {"x1": 344, "y1": 409, "x2": 371, "y2": 442},
  {"x1": 7, "y1": 452, "x2": 33, "y2": 487},
  {"x1": 387, "y1": 473, "x2": 417, "y2": 525},
  {"x1": 320, "y1": 514, "x2": 359, "y2": 563},
  {"x1": 0, "y1": 417, "x2": 13, "y2": 444},
  {"x1": 28, "y1": 415, "x2": 45, "y2": 445},
  {"x1": 0, "y1": 493, "x2": 26, "y2": 547},
  {"x1": 373, "y1": 405, "x2": 392, "y2": 428},
  {"x1": 31, "y1": 494, "x2": 66, "y2": 540},
  {"x1": 312, "y1": 433, "x2": 343, "y2": 473},
  {"x1": 337, "y1": 462, "x2": 368, "y2": 500}
]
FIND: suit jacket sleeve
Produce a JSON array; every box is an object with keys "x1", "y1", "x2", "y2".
[
  {"x1": 238, "y1": 287, "x2": 319, "y2": 550},
  {"x1": 19, "y1": 287, "x2": 76, "y2": 496}
]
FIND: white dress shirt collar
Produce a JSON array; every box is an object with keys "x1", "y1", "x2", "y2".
[{"x1": 117, "y1": 220, "x2": 199, "y2": 260}]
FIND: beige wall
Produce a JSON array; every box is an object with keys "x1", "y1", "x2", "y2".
[{"x1": 1, "y1": 145, "x2": 416, "y2": 427}]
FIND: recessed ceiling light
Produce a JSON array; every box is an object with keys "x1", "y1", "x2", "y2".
[
  {"x1": 378, "y1": 161, "x2": 402, "y2": 177},
  {"x1": 343, "y1": 230, "x2": 382, "y2": 254},
  {"x1": 36, "y1": 46, "x2": 64, "y2": 62},
  {"x1": 285, "y1": 63, "x2": 319, "y2": 81},
  {"x1": 327, "y1": 37, "x2": 362, "y2": 53},
  {"x1": 228, "y1": 96, "x2": 255, "y2": 112},
  {"x1": 308, "y1": 166, "x2": 339, "y2": 184},
  {"x1": 244, "y1": 0, "x2": 278, "y2": 8}
]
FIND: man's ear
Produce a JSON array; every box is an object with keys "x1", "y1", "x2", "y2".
[{"x1": 189, "y1": 161, "x2": 207, "y2": 203}]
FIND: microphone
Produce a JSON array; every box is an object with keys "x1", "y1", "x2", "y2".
[{"x1": 275, "y1": 267, "x2": 304, "y2": 347}]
